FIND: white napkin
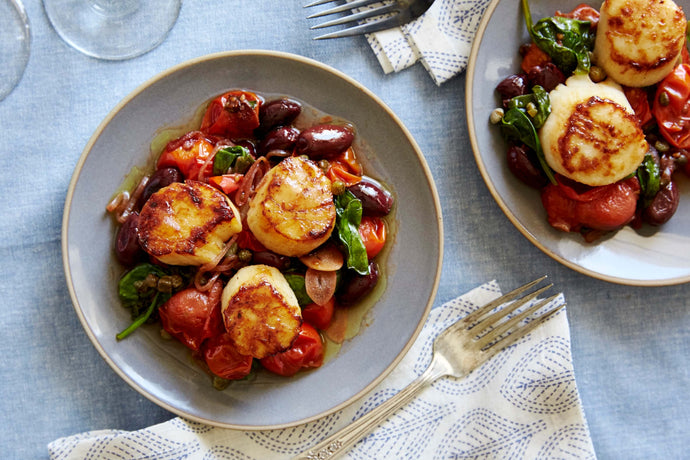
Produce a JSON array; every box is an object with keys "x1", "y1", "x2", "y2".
[
  {"x1": 48, "y1": 281, "x2": 596, "y2": 459},
  {"x1": 366, "y1": 0, "x2": 492, "y2": 85}
]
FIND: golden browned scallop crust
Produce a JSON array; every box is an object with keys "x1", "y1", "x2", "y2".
[
  {"x1": 540, "y1": 75, "x2": 648, "y2": 186},
  {"x1": 247, "y1": 156, "x2": 336, "y2": 257},
  {"x1": 137, "y1": 180, "x2": 242, "y2": 265},
  {"x1": 594, "y1": 0, "x2": 686, "y2": 87},
  {"x1": 221, "y1": 265, "x2": 302, "y2": 359}
]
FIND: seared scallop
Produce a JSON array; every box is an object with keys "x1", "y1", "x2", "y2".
[
  {"x1": 594, "y1": 0, "x2": 686, "y2": 87},
  {"x1": 137, "y1": 180, "x2": 242, "y2": 265},
  {"x1": 539, "y1": 74, "x2": 648, "y2": 186},
  {"x1": 221, "y1": 264, "x2": 302, "y2": 359},
  {"x1": 247, "y1": 156, "x2": 336, "y2": 257}
]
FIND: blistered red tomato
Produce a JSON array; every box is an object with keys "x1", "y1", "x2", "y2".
[
  {"x1": 555, "y1": 4, "x2": 600, "y2": 27},
  {"x1": 260, "y1": 323, "x2": 324, "y2": 377},
  {"x1": 302, "y1": 296, "x2": 335, "y2": 330},
  {"x1": 157, "y1": 131, "x2": 217, "y2": 180},
  {"x1": 200, "y1": 90, "x2": 261, "y2": 139},
  {"x1": 202, "y1": 332, "x2": 253, "y2": 380},
  {"x1": 358, "y1": 216, "x2": 386, "y2": 259},
  {"x1": 158, "y1": 280, "x2": 223, "y2": 351},
  {"x1": 541, "y1": 177, "x2": 641, "y2": 233},
  {"x1": 653, "y1": 63, "x2": 690, "y2": 149}
]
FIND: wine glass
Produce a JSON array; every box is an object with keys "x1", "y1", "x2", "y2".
[
  {"x1": 0, "y1": 0, "x2": 30, "y2": 101},
  {"x1": 43, "y1": 0, "x2": 181, "y2": 61}
]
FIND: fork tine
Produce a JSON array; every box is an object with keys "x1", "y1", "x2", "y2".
[
  {"x1": 468, "y1": 284, "x2": 552, "y2": 336},
  {"x1": 310, "y1": 3, "x2": 397, "y2": 29},
  {"x1": 461, "y1": 276, "x2": 548, "y2": 328},
  {"x1": 474, "y1": 293, "x2": 560, "y2": 350},
  {"x1": 303, "y1": 0, "x2": 338, "y2": 7},
  {"x1": 306, "y1": 0, "x2": 382, "y2": 19},
  {"x1": 313, "y1": 15, "x2": 403, "y2": 39},
  {"x1": 480, "y1": 300, "x2": 565, "y2": 361}
]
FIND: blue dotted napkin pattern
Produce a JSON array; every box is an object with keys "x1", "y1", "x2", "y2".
[
  {"x1": 367, "y1": 0, "x2": 492, "y2": 84},
  {"x1": 48, "y1": 281, "x2": 596, "y2": 459}
]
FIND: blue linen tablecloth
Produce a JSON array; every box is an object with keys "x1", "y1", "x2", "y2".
[{"x1": 0, "y1": 1, "x2": 688, "y2": 459}]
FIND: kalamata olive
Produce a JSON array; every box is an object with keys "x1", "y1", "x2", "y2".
[
  {"x1": 234, "y1": 139, "x2": 257, "y2": 158},
  {"x1": 495, "y1": 74, "x2": 528, "y2": 100},
  {"x1": 659, "y1": 153, "x2": 677, "y2": 183},
  {"x1": 643, "y1": 180, "x2": 679, "y2": 226},
  {"x1": 336, "y1": 261, "x2": 379, "y2": 306},
  {"x1": 347, "y1": 176, "x2": 394, "y2": 217},
  {"x1": 527, "y1": 62, "x2": 565, "y2": 92},
  {"x1": 115, "y1": 212, "x2": 143, "y2": 267},
  {"x1": 257, "y1": 126, "x2": 300, "y2": 155},
  {"x1": 296, "y1": 124, "x2": 354, "y2": 160},
  {"x1": 251, "y1": 251, "x2": 291, "y2": 270},
  {"x1": 506, "y1": 144, "x2": 547, "y2": 188},
  {"x1": 137, "y1": 167, "x2": 183, "y2": 209},
  {"x1": 258, "y1": 98, "x2": 302, "y2": 133}
]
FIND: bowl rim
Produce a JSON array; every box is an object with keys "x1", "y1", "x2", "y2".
[
  {"x1": 465, "y1": 0, "x2": 690, "y2": 287},
  {"x1": 61, "y1": 49, "x2": 444, "y2": 428}
]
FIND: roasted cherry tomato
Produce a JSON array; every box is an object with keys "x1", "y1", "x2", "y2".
[
  {"x1": 520, "y1": 43, "x2": 551, "y2": 74},
  {"x1": 200, "y1": 90, "x2": 261, "y2": 139},
  {"x1": 326, "y1": 147, "x2": 362, "y2": 187},
  {"x1": 624, "y1": 86, "x2": 653, "y2": 128},
  {"x1": 208, "y1": 173, "x2": 243, "y2": 195},
  {"x1": 236, "y1": 229, "x2": 267, "y2": 252},
  {"x1": 555, "y1": 4, "x2": 600, "y2": 27},
  {"x1": 541, "y1": 176, "x2": 640, "y2": 233},
  {"x1": 302, "y1": 296, "x2": 335, "y2": 330},
  {"x1": 202, "y1": 332, "x2": 253, "y2": 380},
  {"x1": 158, "y1": 280, "x2": 223, "y2": 351},
  {"x1": 157, "y1": 131, "x2": 216, "y2": 180},
  {"x1": 358, "y1": 216, "x2": 386, "y2": 259},
  {"x1": 653, "y1": 63, "x2": 690, "y2": 148},
  {"x1": 260, "y1": 323, "x2": 324, "y2": 377}
]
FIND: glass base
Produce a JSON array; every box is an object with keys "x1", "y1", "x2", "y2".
[
  {"x1": 0, "y1": 0, "x2": 31, "y2": 101},
  {"x1": 44, "y1": 0, "x2": 181, "y2": 60}
]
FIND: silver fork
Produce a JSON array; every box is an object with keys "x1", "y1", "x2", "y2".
[
  {"x1": 305, "y1": 0, "x2": 436, "y2": 40},
  {"x1": 292, "y1": 275, "x2": 564, "y2": 460}
]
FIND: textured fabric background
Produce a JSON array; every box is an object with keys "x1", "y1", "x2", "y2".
[{"x1": 0, "y1": 1, "x2": 687, "y2": 459}]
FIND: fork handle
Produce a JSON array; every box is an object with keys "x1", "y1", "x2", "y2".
[{"x1": 291, "y1": 358, "x2": 448, "y2": 460}]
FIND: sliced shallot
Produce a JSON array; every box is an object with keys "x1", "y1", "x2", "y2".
[
  {"x1": 304, "y1": 268, "x2": 337, "y2": 306},
  {"x1": 299, "y1": 243, "x2": 344, "y2": 271}
]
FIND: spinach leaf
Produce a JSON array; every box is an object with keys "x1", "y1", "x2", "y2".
[
  {"x1": 283, "y1": 273, "x2": 313, "y2": 306},
  {"x1": 507, "y1": 85, "x2": 551, "y2": 129},
  {"x1": 116, "y1": 263, "x2": 172, "y2": 340},
  {"x1": 522, "y1": 0, "x2": 595, "y2": 75},
  {"x1": 335, "y1": 191, "x2": 369, "y2": 275},
  {"x1": 500, "y1": 107, "x2": 556, "y2": 184},
  {"x1": 212, "y1": 146, "x2": 254, "y2": 175},
  {"x1": 637, "y1": 153, "x2": 661, "y2": 208},
  {"x1": 118, "y1": 263, "x2": 168, "y2": 305}
]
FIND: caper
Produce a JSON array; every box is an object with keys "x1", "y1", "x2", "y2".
[
  {"x1": 655, "y1": 140, "x2": 670, "y2": 153},
  {"x1": 238, "y1": 248, "x2": 253, "y2": 262},
  {"x1": 589, "y1": 66, "x2": 606, "y2": 83},
  {"x1": 331, "y1": 180, "x2": 346, "y2": 196},
  {"x1": 213, "y1": 376, "x2": 230, "y2": 391},
  {"x1": 489, "y1": 108, "x2": 504, "y2": 124},
  {"x1": 659, "y1": 91, "x2": 670, "y2": 107},
  {"x1": 157, "y1": 274, "x2": 184, "y2": 293},
  {"x1": 318, "y1": 159, "x2": 330, "y2": 173},
  {"x1": 157, "y1": 276, "x2": 174, "y2": 293}
]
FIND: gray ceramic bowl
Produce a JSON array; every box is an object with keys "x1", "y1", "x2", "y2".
[
  {"x1": 467, "y1": 0, "x2": 690, "y2": 286},
  {"x1": 62, "y1": 50, "x2": 443, "y2": 428}
]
